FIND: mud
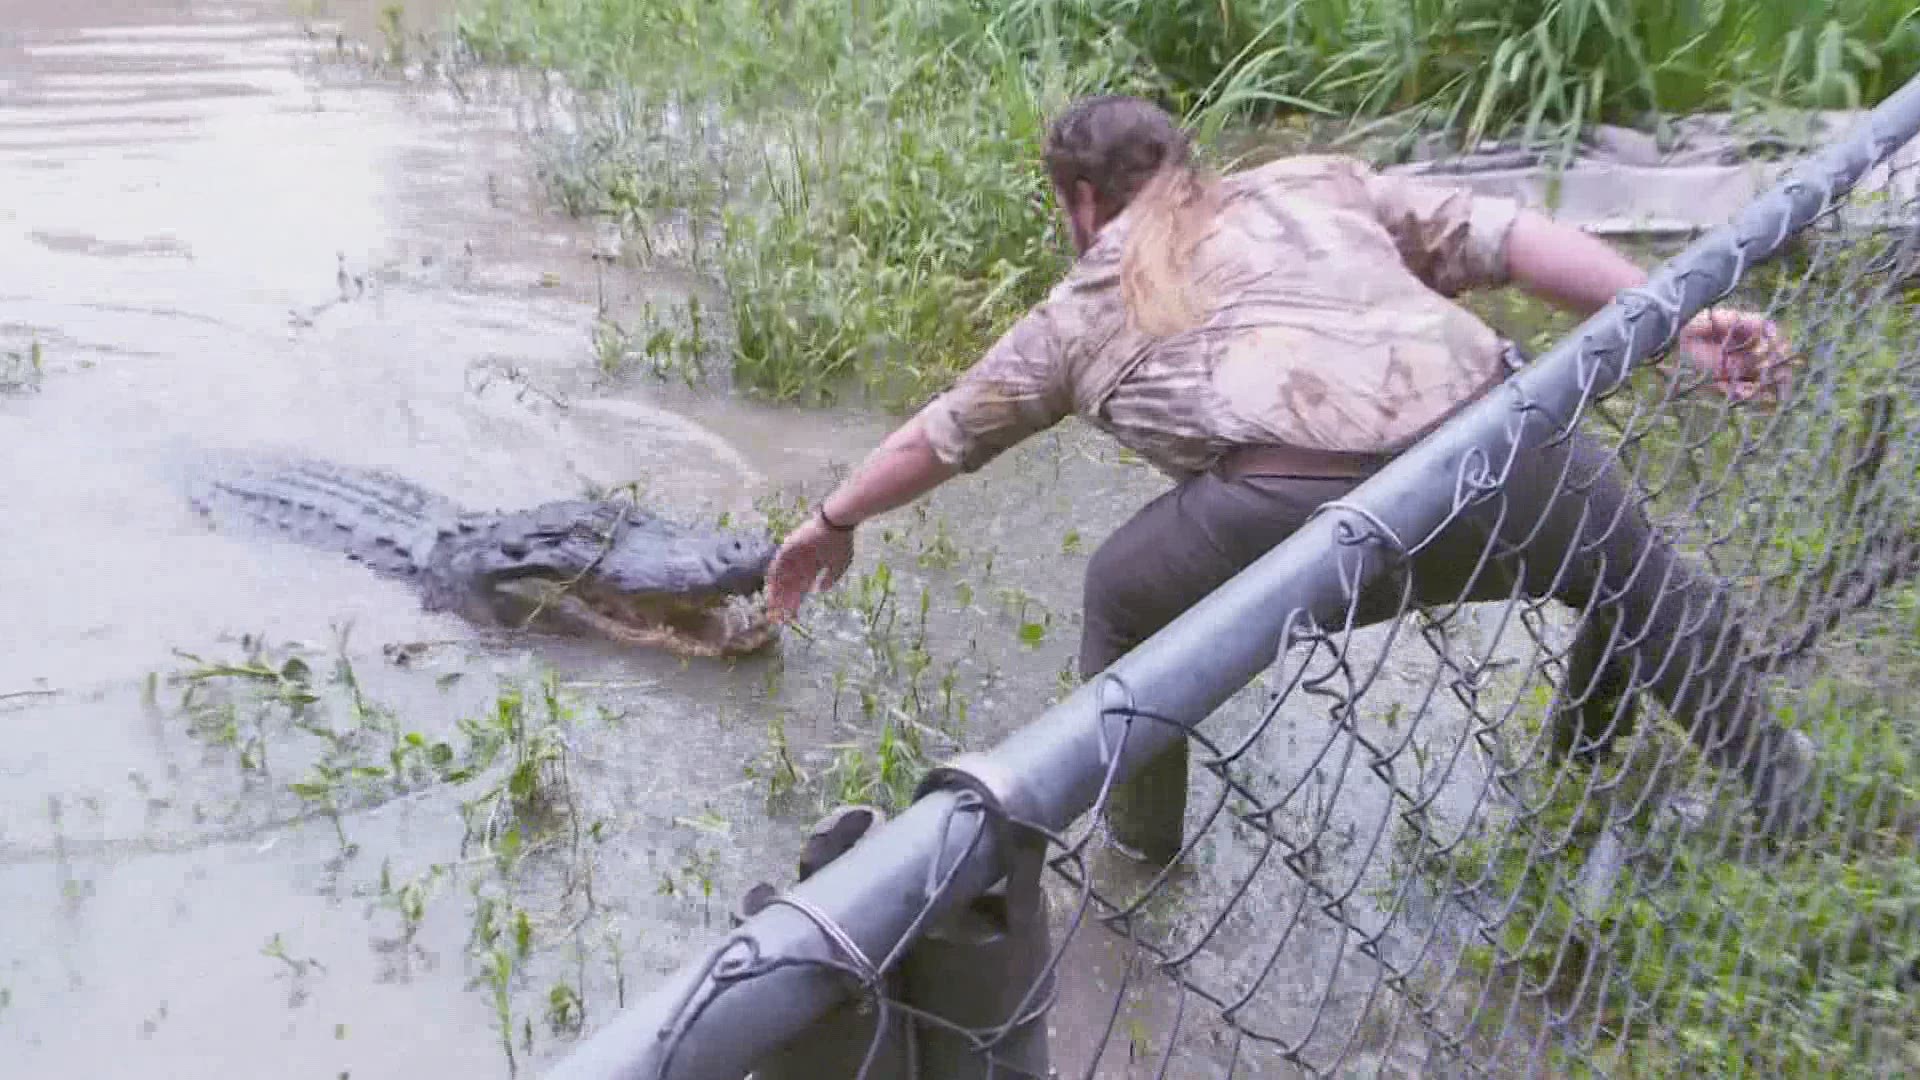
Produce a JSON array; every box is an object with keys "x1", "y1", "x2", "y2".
[{"x1": 0, "y1": 3, "x2": 1533, "y2": 1078}]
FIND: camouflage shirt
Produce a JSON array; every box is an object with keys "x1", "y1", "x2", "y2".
[{"x1": 915, "y1": 153, "x2": 1525, "y2": 480}]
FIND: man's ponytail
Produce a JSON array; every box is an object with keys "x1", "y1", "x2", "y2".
[
  {"x1": 1119, "y1": 163, "x2": 1222, "y2": 339},
  {"x1": 1043, "y1": 95, "x2": 1222, "y2": 340}
]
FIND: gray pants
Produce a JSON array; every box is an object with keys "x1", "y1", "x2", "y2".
[{"x1": 1079, "y1": 430, "x2": 1811, "y2": 865}]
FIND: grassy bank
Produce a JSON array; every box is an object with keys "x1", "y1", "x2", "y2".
[
  {"x1": 454, "y1": 0, "x2": 1148, "y2": 406},
  {"x1": 1427, "y1": 629, "x2": 1920, "y2": 1075},
  {"x1": 1424, "y1": 580, "x2": 1920, "y2": 1077},
  {"x1": 452, "y1": 0, "x2": 1920, "y2": 409}
]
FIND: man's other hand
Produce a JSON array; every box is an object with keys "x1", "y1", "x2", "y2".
[{"x1": 1678, "y1": 307, "x2": 1794, "y2": 404}]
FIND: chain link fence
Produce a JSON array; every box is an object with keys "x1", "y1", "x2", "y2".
[{"x1": 546, "y1": 74, "x2": 1920, "y2": 1080}]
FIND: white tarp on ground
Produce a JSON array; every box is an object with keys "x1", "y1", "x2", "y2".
[{"x1": 1381, "y1": 109, "x2": 1920, "y2": 237}]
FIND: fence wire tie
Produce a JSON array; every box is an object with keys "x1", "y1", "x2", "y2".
[
  {"x1": 649, "y1": 932, "x2": 769, "y2": 1075},
  {"x1": 766, "y1": 892, "x2": 882, "y2": 992},
  {"x1": 1089, "y1": 669, "x2": 1133, "y2": 778},
  {"x1": 1312, "y1": 498, "x2": 1408, "y2": 562}
]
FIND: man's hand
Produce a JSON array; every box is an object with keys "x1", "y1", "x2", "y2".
[
  {"x1": 765, "y1": 515, "x2": 855, "y2": 623},
  {"x1": 1676, "y1": 307, "x2": 1794, "y2": 403},
  {"x1": 1503, "y1": 212, "x2": 1794, "y2": 405},
  {"x1": 758, "y1": 414, "x2": 961, "y2": 624}
]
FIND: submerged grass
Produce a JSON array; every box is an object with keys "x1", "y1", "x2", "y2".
[
  {"x1": 157, "y1": 632, "x2": 622, "y2": 1075},
  {"x1": 452, "y1": 0, "x2": 1920, "y2": 409},
  {"x1": 2, "y1": 338, "x2": 44, "y2": 393}
]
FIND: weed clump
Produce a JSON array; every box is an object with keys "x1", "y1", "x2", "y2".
[
  {"x1": 2, "y1": 338, "x2": 44, "y2": 392},
  {"x1": 158, "y1": 633, "x2": 614, "y2": 1075}
]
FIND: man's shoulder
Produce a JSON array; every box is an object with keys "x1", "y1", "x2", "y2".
[{"x1": 1226, "y1": 153, "x2": 1375, "y2": 201}]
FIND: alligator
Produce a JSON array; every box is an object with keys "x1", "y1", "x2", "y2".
[{"x1": 184, "y1": 456, "x2": 780, "y2": 658}]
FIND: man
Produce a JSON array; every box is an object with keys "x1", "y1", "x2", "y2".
[{"x1": 764, "y1": 95, "x2": 1813, "y2": 866}]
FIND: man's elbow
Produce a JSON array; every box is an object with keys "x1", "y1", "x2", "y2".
[
  {"x1": 1499, "y1": 208, "x2": 1586, "y2": 286},
  {"x1": 1500, "y1": 207, "x2": 1652, "y2": 315}
]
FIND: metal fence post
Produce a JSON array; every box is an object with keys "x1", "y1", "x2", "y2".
[
  {"x1": 898, "y1": 825, "x2": 1054, "y2": 1078},
  {"x1": 739, "y1": 805, "x2": 918, "y2": 1080}
]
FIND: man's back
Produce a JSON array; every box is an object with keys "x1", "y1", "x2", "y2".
[
  {"x1": 1063, "y1": 153, "x2": 1520, "y2": 464},
  {"x1": 914, "y1": 152, "x2": 1527, "y2": 479}
]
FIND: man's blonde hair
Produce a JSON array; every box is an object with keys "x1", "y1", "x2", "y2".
[{"x1": 1043, "y1": 95, "x2": 1223, "y2": 338}]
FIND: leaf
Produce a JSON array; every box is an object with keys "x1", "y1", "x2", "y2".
[
  {"x1": 514, "y1": 909, "x2": 533, "y2": 960},
  {"x1": 509, "y1": 763, "x2": 537, "y2": 802},
  {"x1": 1019, "y1": 621, "x2": 1046, "y2": 647},
  {"x1": 674, "y1": 811, "x2": 732, "y2": 836}
]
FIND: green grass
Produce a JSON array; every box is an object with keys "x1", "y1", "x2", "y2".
[
  {"x1": 451, "y1": 0, "x2": 1920, "y2": 408},
  {"x1": 456, "y1": 0, "x2": 1161, "y2": 408},
  {"x1": 1077, "y1": 0, "x2": 1920, "y2": 150},
  {"x1": 1401, "y1": 212, "x2": 1920, "y2": 1075},
  {"x1": 1425, "y1": 586, "x2": 1920, "y2": 1077}
]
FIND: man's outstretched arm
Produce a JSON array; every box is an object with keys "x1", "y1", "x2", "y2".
[
  {"x1": 1501, "y1": 208, "x2": 1651, "y2": 317},
  {"x1": 1501, "y1": 207, "x2": 1790, "y2": 398},
  {"x1": 818, "y1": 411, "x2": 961, "y2": 529},
  {"x1": 1362, "y1": 158, "x2": 1787, "y2": 397}
]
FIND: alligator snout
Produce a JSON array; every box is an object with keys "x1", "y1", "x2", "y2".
[{"x1": 714, "y1": 535, "x2": 777, "y2": 595}]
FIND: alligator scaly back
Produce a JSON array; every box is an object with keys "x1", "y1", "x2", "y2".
[{"x1": 185, "y1": 456, "x2": 462, "y2": 578}]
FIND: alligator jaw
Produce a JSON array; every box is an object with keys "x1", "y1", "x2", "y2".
[{"x1": 493, "y1": 579, "x2": 778, "y2": 659}]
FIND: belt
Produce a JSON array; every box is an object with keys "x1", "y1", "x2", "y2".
[{"x1": 1213, "y1": 443, "x2": 1389, "y2": 481}]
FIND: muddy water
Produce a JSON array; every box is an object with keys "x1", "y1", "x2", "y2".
[
  {"x1": 0, "y1": 2, "x2": 1525, "y2": 1078},
  {"x1": 0, "y1": 2, "x2": 908, "y2": 1076}
]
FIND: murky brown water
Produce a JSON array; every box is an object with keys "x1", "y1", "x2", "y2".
[
  {"x1": 0, "y1": 3, "x2": 1522, "y2": 1077},
  {"x1": 0, "y1": 2, "x2": 910, "y2": 1076},
  {"x1": 0, "y1": 2, "x2": 1156, "y2": 1075}
]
